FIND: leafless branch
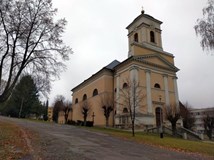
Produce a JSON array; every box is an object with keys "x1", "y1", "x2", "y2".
[{"x1": 0, "y1": 0, "x2": 72, "y2": 102}]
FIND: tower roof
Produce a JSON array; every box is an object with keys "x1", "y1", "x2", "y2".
[{"x1": 126, "y1": 12, "x2": 162, "y2": 29}]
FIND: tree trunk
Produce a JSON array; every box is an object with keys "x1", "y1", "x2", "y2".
[
  {"x1": 171, "y1": 121, "x2": 177, "y2": 136},
  {"x1": 106, "y1": 117, "x2": 109, "y2": 127},
  {"x1": 65, "y1": 114, "x2": 68, "y2": 124},
  {"x1": 132, "y1": 120, "x2": 135, "y2": 137},
  {"x1": 83, "y1": 116, "x2": 87, "y2": 126},
  {"x1": 18, "y1": 98, "x2": 24, "y2": 118}
]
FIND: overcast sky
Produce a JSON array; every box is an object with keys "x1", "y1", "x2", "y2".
[{"x1": 49, "y1": 0, "x2": 214, "y2": 108}]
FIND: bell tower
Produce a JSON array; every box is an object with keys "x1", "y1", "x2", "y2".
[{"x1": 126, "y1": 9, "x2": 163, "y2": 57}]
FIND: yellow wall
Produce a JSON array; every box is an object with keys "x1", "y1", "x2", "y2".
[
  {"x1": 59, "y1": 109, "x2": 73, "y2": 124},
  {"x1": 72, "y1": 61, "x2": 178, "y2": 127},
  {"x1": 131, "y1": 45, "x2": 174, "y2": 64},
  {"x1": 72, "y1": 72, "x2": 114, "y2": 126},
  {"x1": 58, "y1": 111, "x2": 65, "y2": 124},
  {"x1": 168, "y1": 76, "x2": 175, "y2": 92},
  {"x1": 73, "y1": 59, "x2": 178, "y2": 127},
  {"x1": 114, "y1": 60, "x2": 178, "y2": 124},
  {"x1": 48, "y1": 107, "x2": 53, "y2": 122}
]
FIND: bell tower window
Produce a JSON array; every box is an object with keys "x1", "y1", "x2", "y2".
[
  {"x1": 150, "y1": 31, "x2": 155, "y2": 43},
  {"x1": 134, "y1": 33, "x2": 138, "y2": 42},
  {"x1": 123, "y1": 83, "x2": 128, "y2": 89},
  {"x1": 154, "y1": 83, "x2": 161, "y2": 89},
  {"x1": 93, "y1": 89, "x2": 98, "y2": 96},
  {"x1": 83, "y1": 94, "x2": 87, "y2": 101}
]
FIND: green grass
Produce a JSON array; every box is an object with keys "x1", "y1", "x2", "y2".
[
  {"x1": 88, "y1": 127, "x2": 214, "y2": 157},
  {"x1": 25, "y1": 118, "x2": 51, "y2": 123}
]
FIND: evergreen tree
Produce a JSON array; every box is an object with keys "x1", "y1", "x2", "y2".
[{"x1": 3, "y1": 75, "x2": 43, "y2": 118}]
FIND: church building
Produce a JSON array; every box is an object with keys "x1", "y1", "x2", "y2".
[{"x1": 71, "y1": 10, "x2": 179, "y2": 128}]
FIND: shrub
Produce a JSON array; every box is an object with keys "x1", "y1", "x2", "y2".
[{"x1": 86, "y1": 121, "x2": 94, "y2": 127}]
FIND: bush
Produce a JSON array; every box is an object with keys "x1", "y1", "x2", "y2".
[
  {"x1": 67, "y1": 120, "x2": 76, "y2": 125},
  {"x1": 86, "y1": 121, "x2": 94, "y2": 127},
  {"x1": 77, "y1": 120, "x2": 84, "y2": 126},
  {"x1": 75, "y1": 120, "x2": 94, "y2": 127},
  {"x1": 43, "y1": 115, "x2": 48, "y2": 121}
]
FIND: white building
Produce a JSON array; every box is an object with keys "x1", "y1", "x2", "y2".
[{"x1": 190, "y1": 107, "x2": 214, "y2": 134}]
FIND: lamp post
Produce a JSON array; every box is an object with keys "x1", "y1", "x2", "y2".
[{"x1": 159, "y1": 95, "x2": 163, "y2": 138}]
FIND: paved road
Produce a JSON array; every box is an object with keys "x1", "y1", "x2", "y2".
[{"x1": 0, "y1": 116, "x2": 212, "y2": 160}]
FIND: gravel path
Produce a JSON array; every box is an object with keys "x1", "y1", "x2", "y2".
[{"x1": 0, "y1": 116, "x2": 212, "y2": 160}]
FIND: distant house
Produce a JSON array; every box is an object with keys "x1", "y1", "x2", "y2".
[
  {"x1": 48, "y1": 107, "x2": 53, "y2": 122},
  {"x1": 57, "y1": 108, "x2": 73, "y2": 124},
  {"x1": 190, "y1": 107, "x2": 214, "y2": 134},
  {"x1": 71, "y1": 9, "x2": 180, "y2": 128},
  {"x1": 48, "y1": 105, "x2": 72, "y2": 124},
  {"x1": 58, "y1": 111, "x2": 65, "y2": 124}
]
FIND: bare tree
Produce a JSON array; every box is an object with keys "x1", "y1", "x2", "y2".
[
  {"x1": 118, "y1": 79, "x2": 145, "y2": 137},
  {"x1": 99, "y1": 93, "x2": 114, "y2": 127},
  {"x1": 0, "y1": 0, "x2": 72, "y2": 103},
  {"x1": 52, "y1": 95, "x2": 65, "y2": 123},
  {"x1": 194, "y1": 0, "x2": 214, "y2": 52},
  {"x1": 204, "y1": 115, "x2": 214, "y2": 140},
  {"x1": 52, "y1": 95, "x2": 72, "y2": 124},
  {"x1": 54, "y1": 95, "x2": 65, "y2": 102},
  {"x1": 52, "y1": 101, "x2": 63, "y2": 123},
  {"x1": 179, "y1": 102, "x2": 195, "y2": 130},
  {"x1": 164, "y1": 104, "x2": 180, "y2": 136},
  {"x1": 63, "y1": 100, "x2": 72, "y2": 124},
  {"x1": 80, "y1": 100, "x2": 90, "y2": 126}
]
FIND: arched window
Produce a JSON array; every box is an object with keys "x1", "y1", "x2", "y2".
[
  {"x1": 150, "y1": 31, "x2": 155, "y2": 43},
  {"x1": 154, "y1": 83, "x2": 161, "y2": 89},
  {"x1": 123, "y1": 108, "x2": 128, "y2": 113},
  {"x1": 92, "y1": 89, "x2": 98, "y2": 96},
  {"x1": 75, "y1": 98, "x2": 78, "y2": 104},
  {"x1": 83, "y1": 94, "x2": 87, "y2": 101},
  {"x1": 123, "y1": 83, "x2": 128, "y2": 89},
  {"x1": 134, "y1": 33, "x2": 138, "y2": 42}
]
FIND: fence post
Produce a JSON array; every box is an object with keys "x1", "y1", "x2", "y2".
[{"x1": 183, "y1": 132, "x2": 187, "y2": 139}]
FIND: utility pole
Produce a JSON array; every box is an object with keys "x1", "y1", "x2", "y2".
[{"x1": 159, "y1": 95, "x2": 163, "y2": 138}]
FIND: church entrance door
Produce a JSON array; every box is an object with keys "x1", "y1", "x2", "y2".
[{"x1": 155, "y1": 107, "x2": 163, "y2": 127}]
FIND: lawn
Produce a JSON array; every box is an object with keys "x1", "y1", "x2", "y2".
[
  {"x1": 0, "y1": 121, "x2": 28, "y2": 160},
  {"x1": 88, "y1": 127, "x2": 214, "y2": 157}
]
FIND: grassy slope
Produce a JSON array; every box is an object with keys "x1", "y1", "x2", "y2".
[{"x1": 88, "y1": 127, "x2": 214, "y2": 157}]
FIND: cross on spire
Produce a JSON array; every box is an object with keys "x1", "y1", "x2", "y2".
[{"x1": 141, "y1": 6, "x2": 145, "y2": 14}]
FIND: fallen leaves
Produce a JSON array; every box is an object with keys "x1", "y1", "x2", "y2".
[{"x1": 0, "y1": 120, "x2": 30, "y2": 159}]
